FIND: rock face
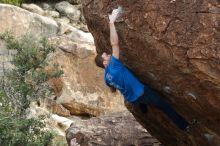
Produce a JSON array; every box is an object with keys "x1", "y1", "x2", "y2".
[
  {"x1": 66, "y1": 111, "x2": 162, "y2": 146},
  {"x1": 82, "y1": 0, "x2": 220, "y2": 146},
  {"x1": 0, "y1": 4, "x2": 126, "y2": 117},
  {"x1": 0, "y1": 4, "x2": 58, "y2": 37},
  {"x1": 46, "y1": 99, "x2": 71, "y2": 117},
  {"x1": 20, "y1": 1, "x2": 88, "y2": 32},
  {"x1": 21, "y1": 3, "x2": 44, "y2": 15},
  {"x1": 0, "y1": 40, "x2": 16, "y2": 77},
  {"x1": 55, "y1": 1, "x2": 81, "y2": 23},
  {"x1": 48, "y1": 35, "x2": 126, "y2": 116}
]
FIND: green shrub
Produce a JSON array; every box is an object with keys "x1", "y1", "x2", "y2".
[
  {"x1": 0, "y1": 0, "x2": 23, "y2": 6},
  {"x1": 0, "y1": 32, "x2": 63, "y2": 114},
  {"x1": 0, "y1": 90, "x2": 54, "y2": 146},
  {"x1": 0, "y1": 32, "x2": 63, "y2": 146}
]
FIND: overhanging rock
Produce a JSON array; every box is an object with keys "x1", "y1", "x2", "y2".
[{"x1": 82, "y1": 0, "x2": 220, "y2": 146}]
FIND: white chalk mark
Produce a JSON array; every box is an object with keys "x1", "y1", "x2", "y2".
[
  {"x1": 147, "y1": 72, "x2": 157, "y2": 80},
  {"x1": 170, "y1": 0, "x2": 176, "y2": 3},
  {"x1": 163, "y1": 86, "x2": 172, "y2": 93},
  {"x1": 204, "y1": 133, "x2": 214, "y2": 143},
  {"x1": 187, "y1": 92, "x2": 197, "y2": 100}
]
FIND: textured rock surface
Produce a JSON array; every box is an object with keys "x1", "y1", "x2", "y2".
[
  {"x1": 46, "y1": 99, "x2": 71, "y2": 117},
  {"x1": 0, "y1": 4, "x2": 58, "y2": 37},
  {"x1": 0, "y1": 40, "x2": 16, "y2": 77},
  {"x1": 48, "y1": 36, "x2": 126, "y2": 116},
  {"x1": 55, "y1": 1, "x2": 81, "y2": 22},
  {"x1": 20, "y1": 1, "x2": 88, "y2": 32},
  {"x1": 21, "y1": 3, "x2": 44, "y2": 15},
  {"x1": 67, "y1": 0, "x2": 81, "y2": 5},
  {"x1": 0, "y1": 4, "x2": 126, "y2": 117},
  {"x1": 44, "y1": 10, "x2": 60, "y2": 18},
  {"x1": 66, "y1": 111, "x2": 162, "y2": 146},
  {"x1": 82, "y1": 0, "x2": 220, "y2": 146}
]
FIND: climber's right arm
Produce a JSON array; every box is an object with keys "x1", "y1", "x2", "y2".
[
  {"x1": 109, "y1": 22, "x2": 120, "y2": 59},
  {"x1": 109, "y1": 9, "x2": 120, "y2": 59}
]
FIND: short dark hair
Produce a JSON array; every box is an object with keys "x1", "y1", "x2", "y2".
[{"x1": 95, "y1": 54, "x2": 105, "y2": 68}]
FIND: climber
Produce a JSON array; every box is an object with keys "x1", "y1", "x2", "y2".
[{"x1": 95, "y1": 7, "x2": 193, "y2": 131}]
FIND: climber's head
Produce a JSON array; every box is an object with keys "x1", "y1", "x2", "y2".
[{"x1": 95, "y1": 52, "x2": 111, "y2": 69}]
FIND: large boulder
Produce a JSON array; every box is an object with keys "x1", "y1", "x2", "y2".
[
  {"x1": 55, "y1": 1, "x2": 81, "y2": 23},
  {"x1": 82, "y1": 0, "x2": 220, "y2": 146},
  {"x1": 66, "y1": 111, "x2": 161, "y2": 146},
  {"x1": 48, "y1": 36, "x2": 126, "y2": 116},
  {"x1": 0, "y1": 4, "x2": 126, "y2": 117},
  {"x1": 0, "y1": 4, "x2": 58, "y2": 37}
]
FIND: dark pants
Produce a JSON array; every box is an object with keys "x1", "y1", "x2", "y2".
[{"x1": 133, "y1": 85, "x2": 189, "y2": 130}]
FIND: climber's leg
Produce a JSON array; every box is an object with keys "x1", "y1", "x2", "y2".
[
  {"x1": 141, "y1": 85, "x2": 189, "y2": 130},
  {"x1": 131, "y1": 96, "x2": 148, "y2": 113}
]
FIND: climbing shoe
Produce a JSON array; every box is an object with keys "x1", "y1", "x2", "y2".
[
  {"x1": 184, "y1": 119, "x2": 199, "y2": 133},
  {"x1": 139, "y1": 103, "x2": 148, "y2": 113}
]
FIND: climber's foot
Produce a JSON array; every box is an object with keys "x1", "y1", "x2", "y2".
[{"x1": 184, "y1": 119, "x2": 199, "y2": 133}]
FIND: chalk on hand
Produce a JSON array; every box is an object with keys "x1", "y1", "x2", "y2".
[
  {"x1": 117, "y1": 6, "x2": 123, "y2": 14},
  {"x1": 111, "y1": 6, "x2": 123, "y2": 21}
]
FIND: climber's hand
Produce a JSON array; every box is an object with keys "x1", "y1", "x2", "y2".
[{"x1": 109, "y1": 7, "x2": 122, "y2": 23}]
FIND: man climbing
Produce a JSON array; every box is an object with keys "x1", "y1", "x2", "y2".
[{"x1": 95, "y1": 7, "x2": 194, "y2": 131}]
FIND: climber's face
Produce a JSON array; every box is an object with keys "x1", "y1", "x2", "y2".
[{"x1": 102, "y1": 52, "x2": 111, "y2": 68}]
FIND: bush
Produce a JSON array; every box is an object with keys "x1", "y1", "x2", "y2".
[
  {"x1": 0, "y1": 32, "x2": 63, "y2": 146},
  {"x1": 0, "y1": 90, "x2": 54, "y2": 146},
  {"x1": 0, "y1": 32, "x2": 63, "y2": 115},
  {"x1": 0, "y1": 0, "x2": 23, "y2": 6}
]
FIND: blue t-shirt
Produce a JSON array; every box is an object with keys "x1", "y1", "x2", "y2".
[{"x1": 104, "y1": 56, "x2": 144, "y2": 102}]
